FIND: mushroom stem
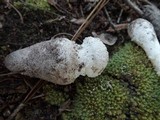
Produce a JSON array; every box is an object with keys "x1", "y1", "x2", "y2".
[{"x1": 128, "y1": 18, "x2": 160, "y2": 75}]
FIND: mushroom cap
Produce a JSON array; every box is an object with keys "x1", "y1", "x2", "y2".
[
  {"x1": 128, "y1": 18, "x2": 158, "y2": 44},
  {"x1": 128, "y1": 18, "x2": 155, "y2": 44},
  {"x1": 128, "y1": 18, "x2": 160, "y2": 59},
  {"x1": 79, "y1": 37, "x2": 109, "y2": 77}
]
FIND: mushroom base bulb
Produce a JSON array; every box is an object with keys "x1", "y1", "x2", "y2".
[{"x1": 4, "y1": 37, "x2": 109, "y2": 85}]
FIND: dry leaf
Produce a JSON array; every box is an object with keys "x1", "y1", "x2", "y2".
[
  {"x1": 70, "y1": 18, "x2": 85, "y2": 25},
  {"x1": 92, "y1": 32, "x2": 117, "y2": 45}
]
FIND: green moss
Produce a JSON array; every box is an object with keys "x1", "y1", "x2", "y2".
[
  {"x1": 27, "y1": 0, "x2": 50, "y2": 10},
  {"x1": 63, "y1": 75, "x2": 128, "y2": 120},
  {"x1": 106, "y1": 42, "x2": 160, "y2": 119},
  {"x1": 14, "y1": 0, "x2": 51, "y2": 11},
  {"x1": 105, "y1": 42, "x2": 153, "y2": 78},
  {"x1": 43, "y1": 85, "x2": 68, "y2": 106}
]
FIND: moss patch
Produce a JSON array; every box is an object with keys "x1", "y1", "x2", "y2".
[
  {"x1": 43, "y1": 85, "x2": 68, "y2": 106},
  {"x1": 62, "y1": 75, "x2": 128, "y2": 120},
  {"x1": 106, "y1": 42, "x2": 160, "y2": 119},
  {"x1": 14, "y1": 0, "x2": 51, "y2": 11}
]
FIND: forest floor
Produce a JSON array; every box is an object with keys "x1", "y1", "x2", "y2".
[{"x1": 0, "y1": 0, "x2": 160, "y2": 120}]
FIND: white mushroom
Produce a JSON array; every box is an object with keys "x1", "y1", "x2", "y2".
[
  {"x1": 4, "y1": 37, "x2": 108, "y2": 85},
  {"x1": 128, "y1": 18, "x2": 160, "y2": 75}
]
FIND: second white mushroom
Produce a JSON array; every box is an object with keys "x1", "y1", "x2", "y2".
[{"x1": 128, "y1": 18, "x2": 160, "y2": 75}]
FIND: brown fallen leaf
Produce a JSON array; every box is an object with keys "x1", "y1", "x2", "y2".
[{"x1": 106, "y1": 23, "x2": 128, "y2": 32}]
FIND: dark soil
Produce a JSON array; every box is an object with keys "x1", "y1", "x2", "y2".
[{"x1": 0, "y1": 0, "x2": 158, "y2": 120}]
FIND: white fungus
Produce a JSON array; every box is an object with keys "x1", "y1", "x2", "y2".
[
  {"x1": 128, "y1": 18, "x2": 160, "y2": 75},
  {"x1": 4, "y1": 37, "x2": 108, "y2": 85}
]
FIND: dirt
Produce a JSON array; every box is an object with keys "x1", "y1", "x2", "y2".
[{"x1": 0, "y1": 0, "x2": 158, "y2": 120}]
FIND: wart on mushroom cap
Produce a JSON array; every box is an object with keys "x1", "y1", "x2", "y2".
[
  {"x1": 4, "y1": 37, "x2": 109, "y2": 85},
  {"x1": 128, "y1": 18, "x2": 160, "y2": 75}
]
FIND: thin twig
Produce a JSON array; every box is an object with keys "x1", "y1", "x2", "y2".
[
  {"x1": 23, "y1": 80, "x2": 44, "y2": 103},
  {"x1": 104, "y1": 7, "x2": 116, "y2": 32},
  {"x1": 58, "y1": 99, "x2": 71, "y2": 114},
  {"x1": 31, "y1": 94, "x2": 44, "y2": 100},
  {"x1": 52, "y1": 32, "x2": 73, "y2": 38},
  {"x1": 6, "y1": 103, "x2": 25, "y2": 120},
  {"x1": 7, "y1": 2, "x2": 24, "y2": 24},
  {"x1": 80, "y1": 5, "x2": 84, "y2": 17},
  {"x1": 7, "y1": 80, "x2": 44, "y2": 120},
  {"x1": 117, "y1": 9, "x2": 123, "y2": 23},
  {"x1": 23, "y1": 79, "x2": 33, "y2": 89},
  {"x1": 0, "y1": 71, "x2": 21, "y2": 77},
  {"x1": 66, "y1": 0, "x2": 72, "y2": 9},
  {"x1": 124, "y1": 0, "x2": 144, "y2": 16},
  {"x1": 104, "y1": 7, "x2": 124, "y2": 42},
  {"x1": 52, "y1": 32, "x2": 82, "y2": 42},
  {"x1": 106, "y1": 23, "x2": 128, "y2": 32},
  {"x1": 71, "y1": 0, "x2": 109, "y2": 41},
  {"x1": 139, "y1": 0, "x2": 152, "y2": 5},
  {"x1": 48, "y1": 0, "x2": 72, "y2": 15}
]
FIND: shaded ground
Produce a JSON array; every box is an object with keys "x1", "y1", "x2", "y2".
[{"x1": 0, "y1": 0, "x2": 159, "y2": 120}]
